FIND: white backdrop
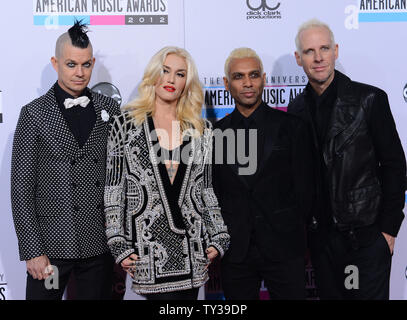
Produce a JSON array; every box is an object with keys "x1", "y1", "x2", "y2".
[{"x1": 1, "y1": 0, "x2": 406, "y2": 300}]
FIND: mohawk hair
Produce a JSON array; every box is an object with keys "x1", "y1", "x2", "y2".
[{"x1": 68, "y1": 19, "x2": 90, "y2": 49}]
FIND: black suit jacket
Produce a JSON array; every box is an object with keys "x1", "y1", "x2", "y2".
[
  {"x1": 11, "y1": 85, "x2": 120, "y2": 261},
  {"x1": 213, "y1": 102, "x2": 314, "y2": 263}
]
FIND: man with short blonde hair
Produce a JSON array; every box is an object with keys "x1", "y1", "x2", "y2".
[
  {"x1": 213, "y1": 47, "x2": 314, "y2": 300},
  {"x1": 288, "y1": 19, "x2": 406, "y2": 300},
  {"x1": 224, "y1": 47, "x2": 264, "y2": 80}
]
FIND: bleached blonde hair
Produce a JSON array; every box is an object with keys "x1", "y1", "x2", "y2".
[
  {"x1": 224, "y1": 47, "x2": 264, "y2": 80},
  {"x1": 125, "y1": 46, "x2": 204, "y2": 135},
  {"x1": 295, "y1": 19, "x2": 336, "y2": 54}
]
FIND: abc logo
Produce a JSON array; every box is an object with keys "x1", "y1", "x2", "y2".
[{"x1": 403, "y1": 84, "x2": 407, "y2": 103}]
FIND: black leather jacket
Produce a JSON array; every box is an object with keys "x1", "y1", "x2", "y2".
[{"x1": 288, "y1": 70, "x2": 406, "y2": 236}]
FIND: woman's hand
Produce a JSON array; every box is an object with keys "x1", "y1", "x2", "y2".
[
  {"x1": 205, "y1": 246, "x2": 219, "y2": 270},
  {"x1": 120, "y1": 253, "x2": 139, "y2": 279}
]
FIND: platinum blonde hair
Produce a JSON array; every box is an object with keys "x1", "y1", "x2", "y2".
[
  {"x1": 295, "y1": 19, "x2": 335, "y2": 54},
  {"x1": 124, "y1": 46, "x2": 204, "y2": 135},
  {"x1": 224, "y1": 47, "x2": 264, "y2": 80}
]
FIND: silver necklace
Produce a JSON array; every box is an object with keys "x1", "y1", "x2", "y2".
[{"x1": 167, "y1": 147, "x2": 179, "y2": 181}]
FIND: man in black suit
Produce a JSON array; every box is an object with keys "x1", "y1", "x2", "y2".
[
  {"x1": 212, "y1": 47, "x2": 314, "y2": 299},
  {"x1": 288, "y1": 19, "x2": 406, "y2": 300},
  {"x1": 11, "y1": 21, "x2": 120, "y2": 300}
]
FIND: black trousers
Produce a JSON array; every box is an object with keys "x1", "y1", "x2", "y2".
[
  {"x1": 111, "y1": 263, "x2": 127, "y2": 300},
  {"x1": 26, "y1": 252, "x2": 114, "y2": 300},
  {"x1": 309, "y1": 227, "x2": 392, "y2": 300},
  {"x1": 221, "y1": 243, "x2": 306, "y2": 300},
  {"x1": 144, "y1": 288, "x2": 199, "y2": 300}
]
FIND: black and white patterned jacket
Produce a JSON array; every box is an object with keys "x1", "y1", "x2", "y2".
[
  {"x1": 104, "y1": 111, "x2": 230, "y2": 294},
  {"x1": 11, "y1": 85, "x2": 120, "y2": 261}
]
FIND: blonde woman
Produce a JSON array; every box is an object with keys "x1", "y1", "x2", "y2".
[{"x1": 104, "y1": 46, "x2": 230, "y2": 300}]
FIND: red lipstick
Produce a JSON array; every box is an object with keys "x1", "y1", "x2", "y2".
[{"x1": 164, "y1": 86, "x2": 176, "y2": 92}]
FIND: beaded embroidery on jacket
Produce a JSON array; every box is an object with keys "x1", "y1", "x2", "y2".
[{"x1": 104, "y1": 112, "x2": 230, "y2": 294}]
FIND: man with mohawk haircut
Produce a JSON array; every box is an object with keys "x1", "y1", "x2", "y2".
[{"x1": 11, "y1": 21, "x2": 120, "y2": 300}]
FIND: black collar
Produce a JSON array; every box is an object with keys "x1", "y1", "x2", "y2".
[
  {"x1": 306, "y1": 70, "x2": 338, "y2": 105},
  {"x1": 230, "y1": 101, "x2": 268, "y2": 128},
  {"x1": 53, "y1": 81, "x2": 92, "y2": 107}
]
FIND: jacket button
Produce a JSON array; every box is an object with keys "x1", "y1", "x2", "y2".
[
  {"x1": 71, "y1": 182, "x2": 77, "y2": 188},
  {"x1": 70, "y1": 159, "x2": 76, "y2": 166},
  {"x1": 96, "y1": 180, "x2": 101, "y2": 187},
  {"x1": 79, "y1": 155, "x2": 85, "y2": 160},
  {"x1": 94, "y1": 158, "x2": 99, "y2": 164},
  {"x1": 96, "y1": 203, "x2": 103, "y2": 210},
  {"x1": 73, "y1": 205, "x2": 80, "y2": 212}
]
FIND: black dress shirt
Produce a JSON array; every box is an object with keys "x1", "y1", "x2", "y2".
[
  {"x1": 54, "y1": 82, "x2": 96, "y2": 148},
  {"x1": 230, "y1": 102, "x2": 268, "y2": 188},
  {"x1": 305, "y1": 76, "x2": 337, "y2": 229},
  {"x1": 307, "y1": 75, "x2": 338, "y2": 148}
]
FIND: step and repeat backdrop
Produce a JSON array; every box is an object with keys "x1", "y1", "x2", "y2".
[{"x1": 0, "y1": 0, "x2": 406, "y2": 300}]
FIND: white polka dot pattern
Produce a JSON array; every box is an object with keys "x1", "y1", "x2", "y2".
[{"x1": 11, "y1": 85, "x2": 120, "y2": 261}]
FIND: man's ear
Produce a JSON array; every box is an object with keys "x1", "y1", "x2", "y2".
[
  {"x1": 223, "y1": 76, "x2": 229, "y2": 91},
  {"x1": 294, "y1": 51, "x2": 302, "y2": 67},
  {"x1": 51, "y1": 56, "x2": 58, "y2": 72}
]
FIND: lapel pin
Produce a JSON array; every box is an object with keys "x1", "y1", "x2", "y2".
[{"x1": 101, "y1": 110, "x2": 109, "y2": 122}]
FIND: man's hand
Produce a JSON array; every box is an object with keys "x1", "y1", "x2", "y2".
[
  {"x1": 382, "y1": 232, "x2": 395, "y2": 255},
  {"x1": 120, "y1": 254, "x2": 139, "y2": 279},
  {"x1": 26, "y1": 255, "x2": 52, "y2": 280}
]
